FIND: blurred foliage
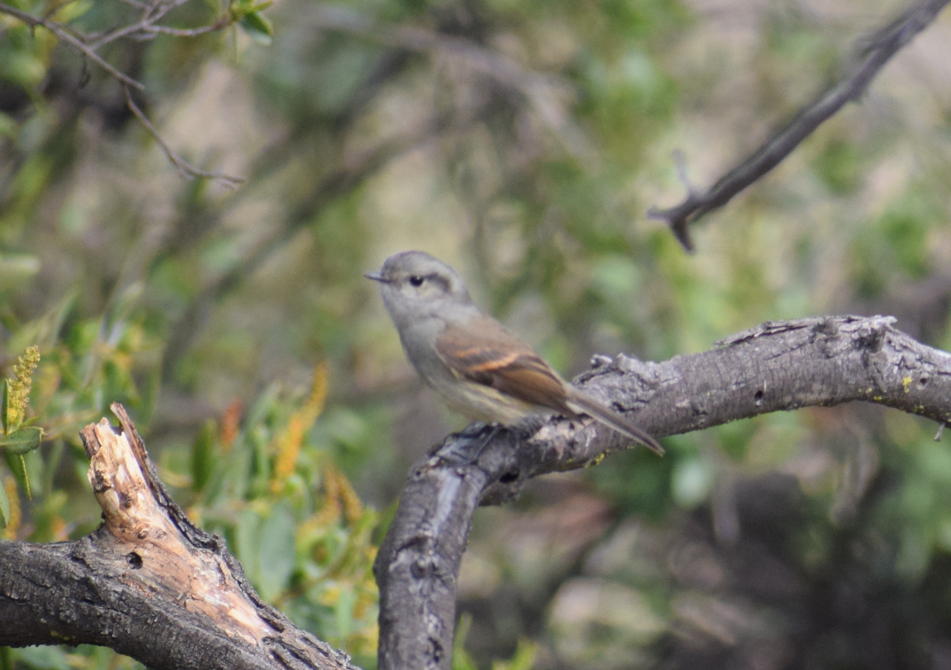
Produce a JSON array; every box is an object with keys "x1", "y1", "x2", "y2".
[
  {"x1": 2, "y1": 0, "x2": 951, "y2": 668},
  {"x1": 0, "y1": 345, "x2": 43, "y2": 522},
  {"x1": 452, "y1": 614, "x2": 538, "y2": 670},
  {"x1": 181, "y1": 363, "x2": 380, "y2": 663}
]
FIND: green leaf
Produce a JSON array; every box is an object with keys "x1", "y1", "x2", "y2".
[
  {"x1": 0, "y1": 480, "x2": 9, "y2": 528},
  {"x1": 334, "y1": 586, "x2": 356, "y2": 641},
  {"x1": 0, "y1": 449, "x2": 43, "y2": 500},
  {"x1": 494, "y1": 640, "x2": 539, "y2": 670},
  {"x1": 239, "y1": 11, "x2": 274, "y2": 45},
  {"x1": 256, "y1": 502, "x2": 296, "y2": 600},
  {"x1": 192, "y1": 420, "x2": 216, "y2": 493},
  {"x1": 0, "y1": 378, "x2": 6, "y2": 435},
  {"x1": 235, "y1": 509, "x2": 263, "y2": 584},
  {"x1": 452, "y1": 614, "x2": 478, "y2": 670},
  {"x1": 5, "y1": 644, "x2": 73, "y2": 670},
  {"x1": 0, "y1": 426, "x2": 43, "y2": 454}
]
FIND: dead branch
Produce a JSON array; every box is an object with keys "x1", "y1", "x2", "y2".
[
  {"x1": 0, "y1": 404, "x2": 356, "y2": 670},
  {"x1": 648, "y1": 0, "x2": 951, "y2": 251}
]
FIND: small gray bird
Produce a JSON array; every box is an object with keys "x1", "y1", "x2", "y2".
[{"x1": 366, "y1": 250, "x2": 663, "y2": 455}]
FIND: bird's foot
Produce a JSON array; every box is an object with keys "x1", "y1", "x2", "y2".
[{"x1": 439, "y1": 422, "x2": 501, "y2": 464}]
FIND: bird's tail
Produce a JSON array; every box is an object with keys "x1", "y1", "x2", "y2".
[{"x1": 566, "y1": 389, "x2": 664, "y2": 456}]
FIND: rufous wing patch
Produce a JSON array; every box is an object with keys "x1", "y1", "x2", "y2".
[{"x1": 435, "y1": 319, "x2": 574, "y2": 414}]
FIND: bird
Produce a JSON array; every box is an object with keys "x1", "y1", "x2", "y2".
[{"x1": 366, "y1": 250, "x2": 664, "y2": 456}]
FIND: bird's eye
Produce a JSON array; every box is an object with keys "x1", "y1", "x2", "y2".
[{"x1": 408, "y1": 275, "x2": 425, "y2": 287}]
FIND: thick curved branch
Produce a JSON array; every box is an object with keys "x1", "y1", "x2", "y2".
[
  {"x1": 0, "y1": 404, "x2": 356, "y2": 670},
  {"x1": 374, "y1": 315, "x2": 951, "y2": 670},
  {"x1": 648, "y1": 0, "x2": 951, "y2": 251}
]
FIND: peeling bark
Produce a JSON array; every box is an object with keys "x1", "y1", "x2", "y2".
[{"x1": 0, "y1": 405, "x2": 357, "y2": 670}]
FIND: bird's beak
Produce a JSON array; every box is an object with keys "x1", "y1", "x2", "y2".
[{"x1": 364, "y1": 271, "x2": 388, "y2": 283}]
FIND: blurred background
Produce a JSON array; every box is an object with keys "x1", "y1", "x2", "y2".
[{"x1": 2, "y1": 0, "x2": 951, "y2": 668}]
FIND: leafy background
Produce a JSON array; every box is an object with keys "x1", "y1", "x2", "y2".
[{"x1": 2, "y1": 0, "x2": 951, "y2": 668}]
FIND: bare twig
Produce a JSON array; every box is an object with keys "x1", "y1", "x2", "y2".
[
  {"x1": 0, "y1": 0, "x2": 245, "y2": 185},
  {"x1": 0, "y1": 0, "x2": 145, "y2": 90},
  {"x1": 86, "y1": 0, "x2": 221, "y2": 49},
  {"x1": 648, "y1": 0, "x2": 951, "y2": 251},
  {"x1": 114, "y1": 0, "x2": 149, "y2": 10},
  {"x1": 123, "y1": 87, "x2": 245, "y2": 188},
  {"x1": 137, "y1": 18, "x2": 230, "y2": 38}
]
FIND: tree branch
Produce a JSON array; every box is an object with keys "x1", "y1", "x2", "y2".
[
  {"x1": 86, "y1": 0, "x2": 206, "y2": 49},
  {"x1": 648, "y1": 0, "x2": 951, "y2": 251},
  {"x1": 0, "y1": 404, "x2": 356, "y2": 670},
  {"x1": 374, "y1": 315, "x2": 951, "y2": 670},
  {"x1": 123, "y1": 86, "x2": 244, "y2": 188},
  {"x1": 0, "y1": 0, "x2": 246, "y2": 186},
  {"x1": 4, "y1": 318, "x2": 949, "y2": 669},
  {"x1": 0, "y1": 0, "x2": 145, "y2": 90}
]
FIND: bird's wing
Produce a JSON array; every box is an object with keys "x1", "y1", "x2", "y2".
[{"x1": 434, "y1": 318, "x2": 574, "y2": 413}]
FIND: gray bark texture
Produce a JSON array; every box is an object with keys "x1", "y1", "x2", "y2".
[
  {"x1": 1, "y1": 317, "x2": 949, "y2": 670},
  {"x1": 374, "y1": 315, "x2": 951, "y2": 670}
]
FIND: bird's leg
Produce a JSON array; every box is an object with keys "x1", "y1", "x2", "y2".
[
  {"x1": 469, "y1": 423, "x2": 502, "y2": 461},
  {"x1": 458, "y1": 422, "x2": 494, "y2": 439},
  {"x1": 439, "y1": 422, "x2": 501, "y2": 463}
]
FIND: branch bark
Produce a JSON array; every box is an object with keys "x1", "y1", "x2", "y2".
[
  {"x1": 2, "y1": 317, "x2": 949, "y2": 669},
  {"x1": 0, "y1": 404, "x2": 357, "y2": 670},
  {"x1": 648, "y1": 0, "x2": 951, "y2": 251},
  {"x1": 374, "y1": 315, "x2": 951, "y2": 670}
]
